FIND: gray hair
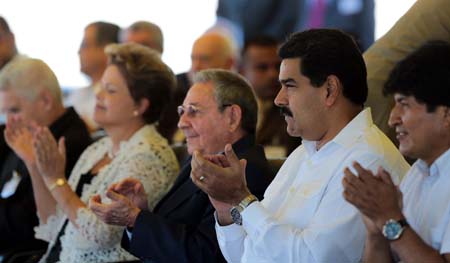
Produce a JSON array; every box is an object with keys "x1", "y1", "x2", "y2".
[
  {"x1": 193, "y1": 69, "x2": 258, "y2": 134},
  {"x1": 0, "y1": 57, "x2": 62, "y2": 102},
  {"x1": 127, "y1": 21, "x2": 164, "y2": 54}
]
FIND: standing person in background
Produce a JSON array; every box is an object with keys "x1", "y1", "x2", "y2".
[{"x1": 66, "y1": 21, "x2": 120, "y2": 133}]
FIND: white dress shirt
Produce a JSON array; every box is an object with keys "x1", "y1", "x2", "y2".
[
  {"x1": 401, "y1": 148, "x2": 450, "y2": 255},
  {"x1": 216, "y1": 108, "x2": 410, "y2": 263}
]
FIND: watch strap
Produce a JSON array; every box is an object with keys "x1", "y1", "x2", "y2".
[
  {"x1": 238, "y1": 194, "x2": 258, "y2": 210},
  {"x1": 48, "y1": 178, "x2": 66, "y2": 191}
]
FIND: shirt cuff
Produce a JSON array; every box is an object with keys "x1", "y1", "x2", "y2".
[
  {"x1": 241, "y1": 201, "x2": 272, "y2": 238},
  {"x1": 126, "y1": 227, "x2": 133, "y2": 240},
  {"x1": 214, "y1": 211, "x2": 246, "y2": 242}
]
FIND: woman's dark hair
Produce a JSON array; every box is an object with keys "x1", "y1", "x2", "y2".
[{"x1": 105, "y1": 43, "x2": 176, "y2": 125}]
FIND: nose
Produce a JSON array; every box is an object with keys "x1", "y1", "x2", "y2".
[
  {"x1": 388, "y1": 104, "x2": 401, "y2": 128},
  {"x1": 177, "y1": 111, "x2": 190, "y2": 129},
  {"x1": 274, "y1": 86, "x2": 287, "y2": 107},
  {"x1": 95, "y1": 87, "x2": 104, "y2": 101}
]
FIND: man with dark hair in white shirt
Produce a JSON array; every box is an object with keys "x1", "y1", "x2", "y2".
[
  {"x1": 190, "y1": 28, "x2": 410, "y2": 263},
  {"x1": 343, "y1": 40, "x2": 450, "y2": 263}
]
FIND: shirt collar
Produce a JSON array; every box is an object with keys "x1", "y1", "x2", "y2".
[
  {"x1": 302, "y1": 108, "x2": 373, "y2": 155},
  {"x1": 428, "y1": 147, "x2": 450, "y2": 178}
]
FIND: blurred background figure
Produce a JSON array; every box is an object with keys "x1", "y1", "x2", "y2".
[
  {"x1": 240, "y1": 35, "x2": 301, "y2": 157},
  {"x1": 176, "y1": 33, "x2": 235, "y2": 99},
  {"x1": 122, "y1": 20, "x2": 164, "y2": 54},
  {"x1": 0, "y1": 16, "x2": 19, "y2": 71},
  {"x1": 0, "y1": 57, "x2": 91, "y2": 259},
  {"x1": 215, "y1": 0, "x2": 374, "y2": 51},
  {"x1": 65, "y1": 21, "x2": 120, "y2": 133}
]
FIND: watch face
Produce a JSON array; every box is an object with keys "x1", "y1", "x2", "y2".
[
  {"x1": 382, "y1": 220, "x2": 403, "y2": 240},
  {"x1": 230, "y1": 207, "x2": 243, "y2": 225}
]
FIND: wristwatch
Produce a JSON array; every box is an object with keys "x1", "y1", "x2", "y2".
[
  {"x1": 230, "y1": 194, "x2": 258, "y2": 225},
  {"x1": 382, "y1": 218, "x2": 409, "y2": 241},
  {"x1": 48, "y1": 178, "x2": 66, "y2": 191}
]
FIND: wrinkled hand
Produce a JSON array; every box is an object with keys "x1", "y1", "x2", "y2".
[
  {"x1": 342, "y1": 162, "x2": 403, "y2": 230},
  {"x1": 191, "y1": 144, "x2": 251, "y2": 205},
  {"x1": 89, "y1": 190, "x2": 141, "y2": 227},
  {"x1": 32, "y1": 126, "x2": 66, "y2": 181},
  {"x1": 4, "y1": 115, "x2": 37, "y2": 165},
  {"x1": 108, "y1": 178, "x2": 148, "y2": 211}
]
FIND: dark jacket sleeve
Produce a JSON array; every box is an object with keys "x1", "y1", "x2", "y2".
[
  {"x1": 121, "y1": 147, "x2": 272, "y2": 263},
  {"x1": 122, "y1": 194, "x2": 223, "y2": 263}
]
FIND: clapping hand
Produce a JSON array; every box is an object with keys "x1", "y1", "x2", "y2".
[
  {"x1": 109, "y1": 178, "x2": 149, "y2": 211},
  {"x1": 342, "y1": 162, "x2": 403, "y2": 230},
  {"x1": 90, "y1": 178, "x2": 147, "y2": 227},
  {"x1": 4, "y1": 115, "x2": 37, "y2": 165},
  {"x1": 191, "y1": 144, "x2": 251, "y2": 206},
  {"x1": 32, "y1": 126, "x2": 66, "y2": 182}
]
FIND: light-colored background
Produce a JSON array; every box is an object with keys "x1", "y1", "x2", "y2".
[{"x1": 1, "y1": 0, "x2": 416, "y2": 89}]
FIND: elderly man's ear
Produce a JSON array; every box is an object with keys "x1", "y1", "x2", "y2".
[
  {"x1": 227, "y1": 105, "x2": 242, "y2": 132},
  {"x1": 39, "y1": 89, "x2": 55, "y2": 112}
]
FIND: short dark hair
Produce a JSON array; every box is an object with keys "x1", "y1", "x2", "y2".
[
  {"x1": 0, "y1": 16, "x2": 12, "y2": 33},
  {"x1": 194, "y1": 69, "x2": 258, "y2": 135},
  {"x1": 242, "y1": 35, "x2": 278, "y2": 56},
  {"x1": 384, "y1": 40, "x2": 450, "y2": 112},
  {"x1": 105, "y1": 43, "x2": 176, "y2": 124},
  {"x1": 89, "y1": 21, "x2": 120, "y2": 46},
  {"x1": 279, "y1": 29, "x2": 368, "y2": 106}
]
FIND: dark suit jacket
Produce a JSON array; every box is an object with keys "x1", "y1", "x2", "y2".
[
  {"x1": 0, "y1": 107, "x2": 91, "y2": 253},
  {"x1": 122, "y1": 135, "x2": 273, "y2": 263}
]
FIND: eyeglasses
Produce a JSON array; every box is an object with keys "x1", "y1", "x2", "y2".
[{"x1": 177, "y1": 104, "x2": 232, "y2": 117}]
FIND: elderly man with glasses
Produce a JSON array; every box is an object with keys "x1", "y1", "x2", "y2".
[{"x1": 90, "y1": 69, "x2": 272, "y2": 263}]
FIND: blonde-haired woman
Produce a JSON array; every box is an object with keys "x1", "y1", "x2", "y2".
[{"x1": 5, "y1": 43, "x2": 179, "y2": 262}]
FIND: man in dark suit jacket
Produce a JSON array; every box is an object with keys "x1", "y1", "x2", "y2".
[
  {"x1": 90, "y1": 69, "x2": 273, "y2": 262},
  {"x1": 0, "y1": 58, "x2": 91, "y2": 255}
]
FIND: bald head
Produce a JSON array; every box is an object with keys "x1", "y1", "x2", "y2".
[
  {"x1": 190, "y1": 33, "x2": 234, "y2": 73},
  {"x1": 124, "y1": 21, "x2": 164, "y2": 54}
]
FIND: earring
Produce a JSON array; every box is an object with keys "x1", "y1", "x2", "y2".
[{"x1": 133, "y1": 110, "x2": 139, "y2": 116}]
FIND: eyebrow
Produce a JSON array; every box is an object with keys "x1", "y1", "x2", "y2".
[{"x1": 279, "y1": 78, "x2": 296, "y2": 85}]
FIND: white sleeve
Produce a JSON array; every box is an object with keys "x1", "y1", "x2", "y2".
[
  {"x1": 34, "y1": 205, "x2": 66, "y2": 242},
  {"x1": 215, "y1": 212, "x2": 247, "y2": 263},
  {"x1": 239, "y1": 185, "x2": 365, "y2": 262},
  {"x1": 222, "y1": 153, "x2": 404, "y2": 263}
]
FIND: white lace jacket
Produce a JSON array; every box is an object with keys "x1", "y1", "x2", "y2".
[{"x1": 35, "y1": 125, "x2": 179, "y2": 263}]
